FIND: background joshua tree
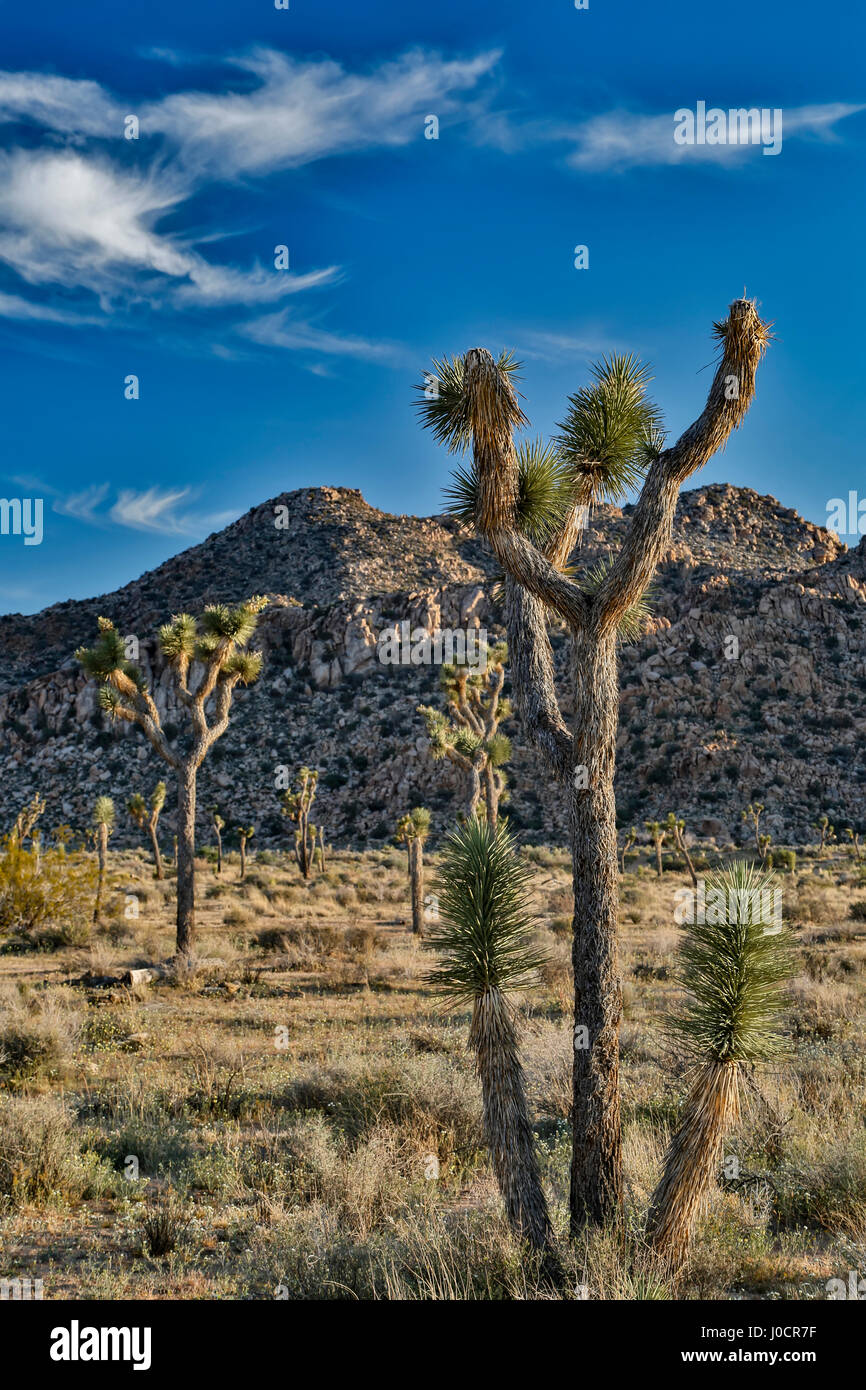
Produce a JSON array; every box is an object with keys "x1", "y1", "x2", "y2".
[
  {"x1": 147, "y1": 782, "x2": 166, "y2": 881},
  {"x1": 92, "y1": 795, "x2": 115, "y2": 922},
  {"x1": 127, "y1": 794, "x2": 148, "y2": 845},
  {"x1": 281, "y1": 767, "x2": 319, "y2": 880},
  {"x1": 76, "y1": 599, "x2": 266, "y2": 958},
  {"x1": 417, "y1": 642, "x2": 511, "y2": 825},
  {"x1": 646, "y1": 862, "x2": 793, "y2": 1268},
  {"x1": 844, "y1": 827, "x2": 863, "y2": 862},
  {"x1": 814, "y1": 814, "x2": 835, "y2": 856},
  {"x1": 428, "y1": 816, "x2": 552, "y2": 1253},
  {"x1": 10, "y1": 793, "x2": 45, "y2": 851},
  {"x1": 742, "y1": 802, "x2": 765, "y2": 858},
  {"x1": 619, "y1": 825, "x2": 637, "y2": 874},
  {"x1": 416, "y1": 297, "x2": 770, "y2": 1229},
  {"x1": 665, "y1": 813, "x2": 698, "y2": 889},
  {"x1": 395, "y1": 807, "x2": 431, "y2": 935},
  {"x1": 645, "y1": 820, "x2": 667, "y2": 879},
  {"x1": 212, "y1": 810, "x2": 225, "y2": 875},
  {"x1": 237, "y1": 825, "x2": 254, "y2": 882}
]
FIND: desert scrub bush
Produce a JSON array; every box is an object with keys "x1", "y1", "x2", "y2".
[
  {"x1": 770, "y1": 1130, "x2": 866, "y2": 1237},
  {"x1": 0, "y1": 983, "x2": 81, "y2": 1079},
  {"x1": 223, "y1": 906, "x2": 254, "y2": 929},
  {"x1": 0, "y1": 1094, "x2": 117, "y2": 1207},
  {"x1": 139, "y1": 1189, "x2": 193, "y2": 1257},
  {"x1": 848, "y1": 900, "x2": 866, "y2": 922},
  {"x1": 0, "y1": 839, "x2": 96, "y2": 946}
]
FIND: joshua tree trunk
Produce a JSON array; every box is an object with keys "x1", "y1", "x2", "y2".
[
  {"x1": 93, "y1": 824, "x2": 108, "y2": 922},
  {"x1": 239, "y1": 835, "x2": 247, "y2": 881},
  {"x1": 214, "y1": 825, "x2": 223, "y2": 875},
  {"x1": 408, "y1": 837, "x2": 424, "y2": 935},
  {"x1": 675, "y1": 825, "x2": 698, "y2": 888},
  {"x1": 655, "y1": 839, "x2": 664, "y2": 879},
  {"x1": 470, "y1": 987, "x2": 552, "y2": 1252},
  {"x1": 176, "y1": 765, "x2": 197, "y2": 957},
  {"x1": 148, "y1": 822, "x2": 164, "y2": 880},
  {"x1": 484, "y1": 764, "x2": 501, "y2": 828},
  {"x1": 466, "y1": 760, "x2": 482, "y2": 820},
  {"x1": 646, "y1": 1060, "x2": 740, "y2": 1268},
  {"x1": 570, "y1": 627, "x2": 623, "y2": 1227},
  {"x1": 298, "y1": 820, "x2": 311, "y2": 879}
]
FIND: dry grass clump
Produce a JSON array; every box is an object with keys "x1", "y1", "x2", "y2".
[
  {"x1": 0, "y1": 1093, "x2": 117, "y2": 1207},
  {"x1": 0, "y1": 982, "x2": 81, "y2": 1079}
]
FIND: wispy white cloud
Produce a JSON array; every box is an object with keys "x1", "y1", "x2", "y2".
[
  {"x1": 239, "y1": 308, "x2": 406, "y2": 364},
  {"x1": 53, "y1": 483, "x2": 111, "y2": 524},
  {"x1": 109, "y1": 486, "x2": 239, "y2": 536},
  {"x1": 0, "y1": 149, "x2": 338, "y2": 313},
  {"x1": 0, "y1": 289, "x2": 95, "y2": 324},
  {"x1": 142, "y1": 47, "x2": 501, "y2": 179},
  {"x1": 562, "y1": 101, "x2": 864, "y2": 171},
  {"x1": 0, "y1": 70, "x2": 121, "y2": 135},
  {"x1": 515, "y1": 329, "x2": 618, "y2": 363}
]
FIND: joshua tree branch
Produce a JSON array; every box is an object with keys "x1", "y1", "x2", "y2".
[
  {"x1": 593, "y1": 299, "x2": 769, "y2": 635},
  {"x1": 504, "y1": 578, "x2": 574, "y2": 784}
]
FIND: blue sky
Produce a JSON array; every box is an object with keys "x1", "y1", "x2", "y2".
[{"x1": 0, "y1": 0, "x2": 864, "y2": 614}]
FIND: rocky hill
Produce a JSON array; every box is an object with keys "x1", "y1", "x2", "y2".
[{"x1": 1, "y1": 483, "x2": 864, "y2": 850}]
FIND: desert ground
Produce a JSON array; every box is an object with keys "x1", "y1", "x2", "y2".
[{"x1": 1, "y1": 838, "x2": 864, "y2": 1300}]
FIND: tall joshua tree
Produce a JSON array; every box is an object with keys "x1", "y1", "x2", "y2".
[
  {"x1": 212, "y1": 810, "x2": 225, "y2": 875},
  {"x1": 281, "y1": 767, "x2": 319, "y2": 880},
  {"x1": 428, "y1": 816, "x2": 552, "y2": 1253},
  {"x1": 416, "y1": 298, "x2": 770, "y2": 1229},
  {"x1": 647, "y1": 862, "x2": 793, "y2": 1267},
  {"x1": 742, "y1": 801, "x2": 765, "y2": 858},
  {"x1": 665, "y1": 812, "x2": 698, "y2": 889},
  {"x1": 76, "y1": 600, "x2": 266, "y2": 958},
  {"x1": 395, "y1": 807, "x2": 432, "y2": 935},
  {"x1": 148, "y1": 782, "x2": 166, "y2": 881},
  {"x1": 417, "y1": 642, "x2": 511, "y2": 825},
  {"x1": 238, "y1": 825, "x2": 255, "y2": 882},
  {"x1": 645, "y1": 820, "x2": 667, "y2": 879},
  {"x1": 92, "y1": 795, "x2": 115, "y2": 922}
]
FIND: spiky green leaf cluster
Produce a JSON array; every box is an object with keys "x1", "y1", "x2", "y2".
[
  {"x1": 92, "y1": 796, "x2": 115, "y2": 830},
  {"x1": 395, "y1": 807, "x2": 432, "y2": 844},
  {"x1": 554, "y1": 354, "x2": 664, "y2": 505},
  {"x1": 416, "y1": 351, "x2": 523, "y2": 456},
  {"x1": 669, "y1": 862, "x2": 795, "y2": 1064},
  {"x1": 426, "y1": 817, "x2": 548, "y2": 1004},
  {"x1": 151, "y1": 782, "x2": 166, "y2": 814},
  {"x1": 486, "y1": 732, "x2": 512, "y2": 769},
  {"x1": 444, "y1": 436, "x2": 575, "y2": 544},
  {"x1": 75, "y1": 619, "x2": 144, "y2": 689},
  {"x1": 127, "y1": 794, "x2": 147, "y2": 827}
]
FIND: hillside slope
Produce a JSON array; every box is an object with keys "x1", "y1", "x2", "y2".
[{"x1": 1, "y1": 482, "x2": 863, "y2": 848}]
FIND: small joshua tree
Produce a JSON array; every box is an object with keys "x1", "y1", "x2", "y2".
[
  {"x1": 417, "y1": 642, "x2": 511, "y2": 825},
  {"x1": 844, "y1": 827, "x2": 862, "y2": 862},
  {"x1": 619, "y1": 825, "x2": 637, "y2": 874},
  {"x1": 238, "y1": 825, "x2": 255, "y2": 881},
  {"x1": 665, "y1": 812, "x2": 698, "y2": 888},
  {"x1": 814, "y1": 814, "x2": 835, "y2": 856},
  {"x1": 10, "y1": 793, "x2": 45, "y2": 850},
  {"x1": 645, "y1": 820, "x2": 666, "y2": 879},
  {"x1": 148, "y1": 782, "x2": 166, "y2": 881},
  {"x1": 428, "y1": 817, "x2": 552, "y2": 1253},
  {"x1": 646, "y1": 862, "x2": 793, "y2": 1268},
  {"x1": 92, "y1": 795, "x2": 115, "y2": 922},
  {"x1": 395, "y1": 807, "x2": 432, "y2": 935},
  {"x1": 76, "y1": 599, "x2": 266, "y2": 958},
  {"x1": 742, "y1": 802, "x2": 765, "y2": 858},
  {"x1": 281, "y1": 767, "x2": 319, "y2": 879},
  {"x1": 212, "y1": 810, "x2": 225, "y2": 875},
  {"x1": 757, "y1": 832, "x2": 772, "y2": 864}
]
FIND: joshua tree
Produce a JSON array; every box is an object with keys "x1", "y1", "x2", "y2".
[
  {"x1": 395, "y1": 807, "x2": 432, "y2": 935},
  {"x1": 428, "y1": 816, "x2": 552, "y2": 1252},
  {"x1": 844, "y1": 827, "x2": 862, "y2": 862},
  {"x1": 212, "y1": 810, "x2": 225, "y2": 875},
  {"x1": 619, "y1": 825, "x2": 637, "y2": 875},
  {"x1": 128, "y1": 794, "x2": 148, "y2": 840},
  {"x1": 647, "y1": 862, "x2": 793, "y2": 1267},
  {"x1": 10, "y1": 793, "x2": 45, "y2": 850},
  {"x1": 76, "y1": 599, "x2": 266, "y2": 958},
  {"x1": 314, "y1": 825, "x2": 326, "y2": 872},
  {"x1": 417, "y1": 642, "x2": 511, "y2": 825},
  {"x1": 665, "y1": 812, "x2": 698, "y2": 888},
  {"x1": 814, "y1": 814, "x2": 835, "y2": 856},
  {"x1": 148, "y1": 782, "x2": 166, "y2": 880},
  {"x1": 645, "y1": 821, "x2": 667, "y2": 880},
  {"x1": 416, "y1": 297, "x2": 769, "y2": 1229},
  {"x1": 238, "y1": 825, "x2": 255, "y2": 881},
  {"x1": 281, "y1": 767, "x2": 318, "y2": 879},
  {"x1": 92, "y1": 795, "x2": 115, "y2": 922},
  {"x1": 757, "y1": 832, "x2": 772, "y2": 864},
  {"x1": 742, "y1": 802, "x2": 765, "y2": 858}
]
